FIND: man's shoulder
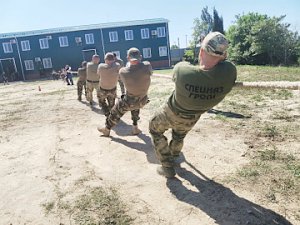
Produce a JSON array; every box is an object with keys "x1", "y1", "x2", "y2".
[
  {"x1": 119, "y1": 66, "x2": 129, "y2": 74},
  {"x1": 78, "y1": 67, "x2": 86, "y2": 71},
  {"x1": 98, "y1": 63, "x2": 107, "y2": 68}
]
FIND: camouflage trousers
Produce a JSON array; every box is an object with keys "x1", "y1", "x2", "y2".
[
  {"x1": 149, "y1": 104, "x2": 203, "y2": 167},
  {"x1": 98, "y1": 87, "x2": 117, "y2": 116},
  {"x1": 86, "y1": 81, "x2": 100, "y2": 102},
  {"x1": 118, "y1": 79, "x2": 126, "y2": 95},
  {"x1": 77, "y1": 80, "x2": 87, "y2": 98},
  {"x1": 105, "y1": 95, "x2": 149, "y2": 129}
]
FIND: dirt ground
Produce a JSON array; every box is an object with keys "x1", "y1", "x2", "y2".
[{"x1": 0, "y1": 76, "x2": 299, "y2": 225}]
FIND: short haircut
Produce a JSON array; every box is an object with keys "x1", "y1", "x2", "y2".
[
  {"x1": 92, "y1": 54, "x2": 100, "y2": 59},
  {"x1": 82, "y1": 61, "x2": 87, "y2": 67}
]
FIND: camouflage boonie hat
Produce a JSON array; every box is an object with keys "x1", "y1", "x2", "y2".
[{"x1": 202, "y1": 32, "x2": 228, "y2": 58}]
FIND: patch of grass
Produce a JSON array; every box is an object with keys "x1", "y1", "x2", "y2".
[
  {"x1": 272, "y1": 111, "x2": 295, "y2": 122},
  {"x1": 238, "y1": 167, "x2": 259, "y2": 177},
  {"x1": 155, "y1": 65, "x2": 300, "y2": 81},
  {"x1": 153, "y1": 69, "x2": 173, "y2": 75},
  {"x1": 271, "y1": 89, "x2": 293, "y2": 100},
  {"x1": 232, "y1": 146, "x2": 300, "y2": 204},
  {"x1": 72, "y1": 186, "x2": 133, "y2": 225},
  {"x1": 42, "y1": 201, "x2": 55, "y2": 214},
  {"x1": 237, "y1": 65, "x2": 300, "y2": 82},
  {"x1": 260, "y1": 124, "x2": 280, "y2": 139}
]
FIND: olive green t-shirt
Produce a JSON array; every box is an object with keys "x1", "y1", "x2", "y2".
[
  {"x1": 77, "y1": 67, "x2": 87, "y2": 81},
  {"x1": 98, "y1": 62, "x2": 121, "y2": 90},
  {"x1": 86, "y1": 62, "x2": 99, "y2": 82},
  {"x1": 120, "y1": 61, "x2": 152, "y2": 98},
  {"x1": 169, "y1": 61, "x2": 237, "y2": 114}
]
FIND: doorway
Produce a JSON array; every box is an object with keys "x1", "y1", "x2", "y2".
[
  {"x1": 82, "y1": 49, "x2": 97, "y2": 62},
  {"x1": 0, "y1": 58, "x2": 17, "y2": 81}
]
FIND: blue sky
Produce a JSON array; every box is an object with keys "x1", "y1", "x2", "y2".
[{"x1": 0, "y1": 0, "x2": 299, "y2": 47}]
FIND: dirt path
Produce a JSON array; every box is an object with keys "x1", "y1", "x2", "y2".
[{"x1": 0, "y1": 78, "x2": 297, "y2": 225}]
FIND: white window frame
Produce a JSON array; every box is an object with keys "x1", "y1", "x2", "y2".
[
  {"x1": 142, "y1": 48, "x2": 152, "y2": 59},
  {"x1": 157, "y1": 27, "x2": 166, "y2": 38},
  {"x1": 2, "y1": 42, "x2": 13, "y2": 53},
  {"x1": 124, "y1": 30, "x2": 134, "y2": 41},
  {"x1": 141, "y1": 28, "x2": 150, "y2": 39},
  {"x1": 39, "y1": 38, "x2": 49, "y2": 49},
  {"x1": 24, "y1": 60, "x2": 34, "y2": 70},
  {"x1": 21, "y1": 40, "x2": 30, "y2": 51},
  {"x1": 112, "y1": 51, "x2": 120, "y2": 59},
  {"x1": 109, "y1": 31, "x2": 118, "y2": 42},
  {"x1": 59, "y1": 36, "x2": 69, "y2": 47},
  {"x1": 85, "y1": 33, "x2": 94, "y2": 44},
  {"x1": 42, "y1": 58, "x2": 52, "y2": 69},
  {"x1": 159, "y1": 46, "x2": 168, "y2": 57}
]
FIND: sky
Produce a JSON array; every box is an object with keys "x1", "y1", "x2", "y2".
[{"x1": 0, "y1": 0, "x2": 299, "y2": 48}]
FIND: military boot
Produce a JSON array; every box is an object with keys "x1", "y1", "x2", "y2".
[
  {"x1": 157, "y1": 166, "x2": 176, "y2": 178},
  {"x1": 132, "y1": 125, "x2": 142, "y2": 135},
  {"x1": 97, "y1": 126, "x2": 110, "y2": 137}
]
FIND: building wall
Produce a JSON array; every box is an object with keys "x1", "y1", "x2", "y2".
[{"x1": 0, "y1": 21, "x2": 170, "y2": 81}]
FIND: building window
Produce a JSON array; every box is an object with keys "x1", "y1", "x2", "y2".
[
  {"x1": 42, "y1": 58, "x2": 52, "y2": 69},
  {"x1": 59, "y1": 36, "x2": 69, "y2": 47},
  {"x1": 21, "y1": 40, "x2": 30, "y2": 51},
  {"x1": 39, "y1": 38, "x2": 49, "y2": 49},
  {"x1": 157, "y1": 27, "x2": 166, "y2": 38},
  {"x1": 112, "y1": 51, "x2": 120, "y2": 59},
  {"x1": 159, "y1": 46, "x2": 168, "y2": 57},
  {"x1": 2, "y1": 42, "x2": 13, "y2": 53},
  {"x1": 141, "y1": 28, "x2": 149, "y2": 39},
  {"x1": 124, "y1": 30, "x2": 134, "y2": 41},
  {"x1": 143, "y1": 48, "x2": 152, "y2": 59},
  {"x1": 85, "y1": 33, "x2": 94, "y2": 44},
  {"x1": 24, "y1": 60, "x2": 34, "y2": 70},
  {"x1": 109, "y1": 31, "x2": 118, "y2": 42}
]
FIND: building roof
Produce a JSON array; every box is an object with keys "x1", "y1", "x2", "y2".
[{"x1": 0, "y1": 18, "x2": 169, "y2": 39}]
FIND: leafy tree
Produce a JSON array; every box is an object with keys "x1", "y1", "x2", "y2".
[
  {"x1": 212, "y1": 8, "x2": 224, "y2": 34},
  {"x1": 227, "y1": 13, "x2": 300, "y2": 65},
  {"x1": 171, "y1": 44, "x2": 179, "y2": 50},
  {"x1": 190, "y1": 6, "x2": 224, "y2": 64}
]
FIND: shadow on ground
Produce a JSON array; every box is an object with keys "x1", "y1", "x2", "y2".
[
  {"x1": 167, "y1": 160, "x2": 292, "y2": 225},
  {"x1": 110, "y1": 120, "x2": 159, "y2": 164},
  {"x1": 208, "y1": 109, "x2": 251, "y2": 119}
]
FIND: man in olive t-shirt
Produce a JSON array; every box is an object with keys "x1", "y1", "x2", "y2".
[
  {"x1": 77, "y1": 61, "x2": 87, "y2": 101},
  {"x1": 149, "y1": 32, "x2": 237, "y2": 178},
  {"x1": 98, "y1": 52, "x2": 121, "y2": 116},
  {"x1": 98, "y1": 48, "x2": 152, "y2": 137},
  {"x1": 86, "y1": 55, "x2": 100, "y2": 106}
]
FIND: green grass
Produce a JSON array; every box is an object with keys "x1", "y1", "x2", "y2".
[
  {"x1": 71, "y1": 187, "x2": 133, "y2": 225},
  {"x1": 154, "y1": 65, "x2": 300, "y2": 82}
]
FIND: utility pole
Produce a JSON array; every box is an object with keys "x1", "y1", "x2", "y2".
[
  {"x1": 185, "y1": 35, "x2": 188, "y2": 48},
  {"x1": 14, "y1": 36, "x2": 25, "y2": 81},
  {"x1": 177, "y1": 37, "x2": 180, "y2": 49}
]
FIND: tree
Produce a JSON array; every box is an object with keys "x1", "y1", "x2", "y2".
[
  {"x1": 171, "y1": 44, "x2": 179, "y2": 50},
  {"x1": 212, "y1": 8, "x2": 224, "y2": 34},
  {"x1": 227, "y1": 13, "x2": 300, "y2": 65},
  {"x1": 190, "y1": 7, "x2": 224, "y2": 63}
]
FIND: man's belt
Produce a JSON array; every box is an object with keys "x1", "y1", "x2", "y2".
[
  {"x1": 86, "y1": 80, "x2": 99, "y2": 83},
  {"x1": 100, "y1": 86, "x2": 117, "y2": 91}
]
